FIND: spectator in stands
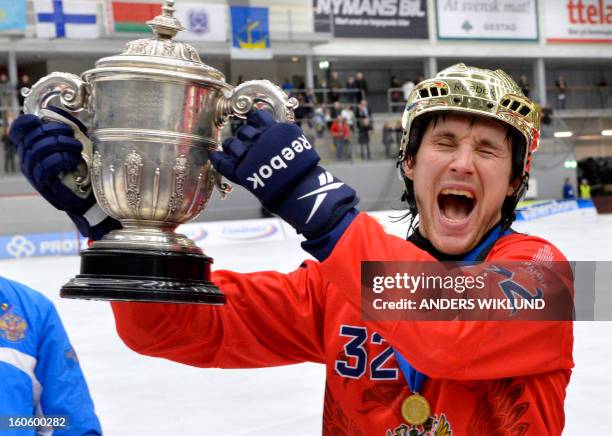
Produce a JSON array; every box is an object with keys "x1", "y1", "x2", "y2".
[
  {"x1": 346, "y1": 76, "x2": 359, "y2": 104},
  {"x1": 357, "y1": 117, "x2": 373, "y2": 160},
  {"x1": 16, "y1": 73, "x2": 31, "y2": 111},
  {"x1": 519, "y1": 75, "x2": 531, "y2": 98},
  {"x1": 293, "y1": 94, "x2": 311, "y2": 128},
  {"x1": 304, "y1": 88, "x2": 318, "y2": 106},
  {"x1": 341, "y1": 103, "x2": 355, "y2": 132},
  {"x1": 330, "y1": 114, "x2": 350, "y2": 161},
  {"x1": 329, "y1": 101, "x2": 342, "y2": 125},
  {"x1": 562, "y1": 177, "x2": 575, "y2": 200},
  {"x1": 540, "y1": 105, "x2": 554, "y2": 138},
  {"x1": 329, "y1": 71, "x2": 343, "y2": 103},
  {"x1": 555, "y1": 75, "x2": 567, "y2": 109},
  {"x1": 579, "y1": 179, "x2": 591, "y2": 199},
  {"x1": 312, "y1": 105, "x2": 327, "y2": 138},
  {"x1": 0, "y1": 73, "x2": 11, "y2": 124},
  {"x1": 317, "y1": 79, "x2": 329, "y2": 105},
  {"x1": 355, "y1": 72, "x2": 368, "y2": 100},
  {"x1": 402, "y1": 78, "x2": 415, "y2": 101},
  {"x1": 0, "y1": 73, "x2": 13, "y2": 101},
  {"x1": 2, "y1": 128, "x2": 15, "y2": 174},
  {"x1": 389, "y1": 76, "x2": 402, "y2": 112},
  {"x1": 0, "y1": 73, "x2": 8, "y2": 92},
  {"x1": 356, "y1": 99, "x2": 371, "y2": 120},
  {"x1": 382, "y1": 120, "x2": 394, "y2": 158}
]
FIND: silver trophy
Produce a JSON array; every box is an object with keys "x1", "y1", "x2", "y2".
[{"x1": 22, "y1": 0, "x2": 298, "y2": 304}]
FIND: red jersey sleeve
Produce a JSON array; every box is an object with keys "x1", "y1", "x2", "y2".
[
  {"x1": 111, "y1": 263, "x2": 327, "y2": 368},
  {"x1": 319, "y1": 213, "x2": 574, "y2": 380}
]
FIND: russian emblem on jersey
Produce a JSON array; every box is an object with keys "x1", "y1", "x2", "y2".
[
  {"x1": 189, "y1": 10, "x2": 209, "y2": 34},
  {"x1": 0, "y1": 308, "x2": 27, "y2": 342},
  {"x1": 386, "y1": 413, "x2": 452, "y2": 436}
]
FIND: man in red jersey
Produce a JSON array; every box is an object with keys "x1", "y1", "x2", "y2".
[{"x1": 11, "y1": 64, "x2": 572, "y2": 435}]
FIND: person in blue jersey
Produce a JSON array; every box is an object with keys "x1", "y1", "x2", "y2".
[
  {"x1": 0, "y1": 276, "x2": 102, "y2": 435},
  {"x1": 562, "y1": 177, "x2": 575, "y2": 200}
]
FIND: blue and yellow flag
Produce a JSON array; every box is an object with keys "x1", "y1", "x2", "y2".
[
  {"x1": 0, "y1": 0, "x2": 26, "y2": 32},
  {"x1": 230, "y1": 6, "x2": 271, "y2": 59}
]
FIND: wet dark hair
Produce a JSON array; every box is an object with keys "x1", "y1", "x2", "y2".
[{"x1": 398, "y1": 112, "x2": 527, "y2": 231}]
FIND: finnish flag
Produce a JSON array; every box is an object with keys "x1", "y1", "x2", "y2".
[{"x1": 34, "y1": 0, "x2": 100, "y2": 39}]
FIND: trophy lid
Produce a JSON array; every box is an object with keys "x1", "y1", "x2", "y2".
[{"x1": 89, "y1": 0, "x2": 227, "y2": 85}]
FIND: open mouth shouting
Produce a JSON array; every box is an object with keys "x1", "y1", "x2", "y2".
[{"x1": 436, "y1": 187, "x2": 477, "y2": 229}]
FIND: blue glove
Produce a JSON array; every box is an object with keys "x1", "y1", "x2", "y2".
[
  {"x1": 9, "y1": 107, "x2": 121, "y2": 240},
  {"x1": 210, "y1": 110, "x2": 358, "y2": 240}
]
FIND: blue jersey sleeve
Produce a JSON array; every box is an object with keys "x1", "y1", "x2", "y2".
[
  {"x1": 301, "y1": 208, "x2": 359, "y2": 261},
  {"x1": 34, "y1": 303, "x2": 102, "y2": 435}
]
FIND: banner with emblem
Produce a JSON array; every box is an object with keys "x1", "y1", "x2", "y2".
[
  {"x1": 173, "y1": 3, "x2": 226, "y2": 41},
  {"x1": 436, "y1": 0, "x2": 538, "y2": 41},
  {"x1": 0, "y1": 0, "x2": 26, "y2": 33},
  {"x1": 230, "y1": 6, "x2": 272, "y2": 59}
]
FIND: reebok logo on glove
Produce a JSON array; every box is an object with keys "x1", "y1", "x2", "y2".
[
  {"x1": 298, "y1": 171, "x2": 345, "y2": 224},
  {"x1": 210, "y1": 110, "x2": 357, "y2": 239},
  {"x1": 247, "y1": 134, "x2": 312, "y2": 190}
]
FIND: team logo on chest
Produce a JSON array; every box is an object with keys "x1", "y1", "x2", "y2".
[
  {"x1": 386, "y1": 414, "x2": 452, "y2": 436},
  {"x1": 0, "y1": 305, "x2": 27, "y2": 342}
]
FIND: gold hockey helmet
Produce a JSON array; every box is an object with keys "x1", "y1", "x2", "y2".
[{"x1": 399, "y1": 63, "x2": 540, "y2": 176}]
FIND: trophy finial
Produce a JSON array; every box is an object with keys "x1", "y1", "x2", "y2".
[{"x1": 147, "y1": 0, "x2": 185, "y2": 39}]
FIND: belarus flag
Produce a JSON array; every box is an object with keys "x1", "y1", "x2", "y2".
[
  {"x1": 106, "y1": 2, "x2": 159, "y2": 33},
  {"x1": 34, "y1": 0, "x2": 100, "y2": 39}
]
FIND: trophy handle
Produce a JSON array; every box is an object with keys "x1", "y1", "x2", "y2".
[
  {"x1": 212, "y1": 80, "x2": 298, "y2": 198},
  {"x1": 216, "y1": 79, "x2": 299, "y2": 126},
  {"x1": 22, "y1": 72, "x2": 92, "y2": 193}
]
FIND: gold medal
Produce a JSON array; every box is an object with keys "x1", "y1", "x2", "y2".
[{"x1": 401, "y1": 393, "x2": 431, "y2": 425}]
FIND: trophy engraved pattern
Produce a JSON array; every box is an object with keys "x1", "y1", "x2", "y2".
[
  {"x1": 125, "y1": 39, "x2": 149, "y2": 55},
  {"x1": 107, "y1": 164, "x2": 123, "y2": 216},
  {"x1": 151, "y1": 168, "x2": 161, "y2": 219},
  {"x1": 167, "y1": 155, "x2": 189, "y2": 216},
  {"x1": 186, "y1": 171, "x2": 205, "y2": 216},
  {"x1": 91, "y1": 151, "x2": 112, "y2": 212},
  {"x1": 124, "y1": 38, "x2": 201, "y2": 64},
  {"x1": 162, "y1": 41, "x2": 176, "y2": 57},
  {"x1": 125, "y1": 150, "x2": 144, "y2": 214}
]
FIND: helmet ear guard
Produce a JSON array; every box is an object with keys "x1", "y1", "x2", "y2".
[{"x1": 398, "y1": 63, "x2": 541, "y2": 229}]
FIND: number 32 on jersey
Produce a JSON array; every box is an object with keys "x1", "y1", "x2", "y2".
[{"x1": 335, "y1": 325, "x2": 399, "y2": 380}]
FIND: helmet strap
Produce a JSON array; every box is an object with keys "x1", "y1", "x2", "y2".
[{"x1": 501, "y1": 174, "x2": 529, "y2": 232}]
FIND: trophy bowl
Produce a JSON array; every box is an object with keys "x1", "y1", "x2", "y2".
[{"x1": 22, "y1": 0, "x2": 298, "y2": 304}]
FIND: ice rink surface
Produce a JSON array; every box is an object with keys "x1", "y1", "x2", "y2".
[{"x1": 1, "y1": 208, "x2": 611, "y2": 435}]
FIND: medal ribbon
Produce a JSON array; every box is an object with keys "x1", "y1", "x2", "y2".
[
  {"x1": 391, "y1": 225, "x2": 509, "y2": 394},
  {"x1": 393, "y1": 349, "x2": 427, "y2": 393}
]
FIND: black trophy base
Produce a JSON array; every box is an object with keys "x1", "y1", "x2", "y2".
[{"x1": 61, "y1": 248, "x2": 226, "y2": 305}]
